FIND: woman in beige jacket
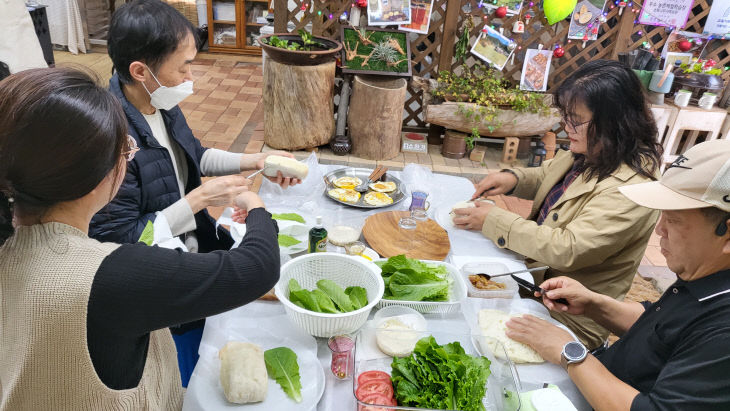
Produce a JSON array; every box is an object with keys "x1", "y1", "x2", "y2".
[{"x1": 454, "y1": 60, "x2": 662, "y2": 351}]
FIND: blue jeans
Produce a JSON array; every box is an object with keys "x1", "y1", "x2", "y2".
[{"x1": 171, "y1": 326, "x2": 204, "y2": 387}]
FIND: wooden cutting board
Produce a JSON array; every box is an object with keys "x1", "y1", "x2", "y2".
[{"x1": 363, "y1": 211, "x2": 451, "y2": 261}]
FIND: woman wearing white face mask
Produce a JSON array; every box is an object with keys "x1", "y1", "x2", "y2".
[{"x1": 89, "y1": 0, "x2": 296, "y2": 387}]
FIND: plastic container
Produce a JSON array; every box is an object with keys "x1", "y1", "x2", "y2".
[
  {"x1": 374, "y1": 259, "x2": 467, "y2": 314},
  {"x1": 275, "y1": 253, "x2": 384, "y2": 337},
  {"x1": 461, "y1": 261, "x2": 519, "y2": 299},
  {"x1": 373, "y1": 305, "x2": 427, "y2": 331},
  {"x1": 324, "y1": 209, "x2": 365, "y2": 246}
]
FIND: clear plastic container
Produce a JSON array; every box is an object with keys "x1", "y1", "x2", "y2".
[
  {"x1": 325, "y1": 209, "x2": 365, "y2": 246},
  {"x1": 461, "y1": 262, "x2": 519, "y2": 299}
]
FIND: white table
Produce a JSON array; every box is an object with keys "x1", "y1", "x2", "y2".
[{"x1": 188, "y1": 162, "x2": 590, "y2": 410}]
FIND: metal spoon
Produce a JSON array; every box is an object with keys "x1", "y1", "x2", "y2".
[
  {"x1": 354, "y1": 166, "x2": 383, "y2": 193},
  {"x1": 475, "y1": 265, "x2": 549, "y2": 280}
]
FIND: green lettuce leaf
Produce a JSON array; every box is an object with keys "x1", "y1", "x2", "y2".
[
  {"x1": 379, "y1": 255, "x2": 452, "y2": 302},
  {"x1": 345, "y1": 286, "x2": 368, "y2": 309},
  {"x1": 264, "y1": 347, "x2": 302, "y2": 403},
  {"x1": 271, "y1": 213, "x2": 305, "y2": 224},
  {"x1": 391, "y1": 336, "x2": 491, "y2": 411},
  {"x1": 278, "y1": 234, "x2": 302, "y2": 247},
  {"x1": 316, "y1": 279, "x2": 354, "y2": 312},
  {"x1": 138, "y1": 220, "x2": 154, "y2": 246}
]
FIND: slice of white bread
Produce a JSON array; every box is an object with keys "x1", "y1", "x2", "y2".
[
  {"x1": 263, "y1": 155, "x2": 309, "y2": 180},
  {"x1": 219, "y1": 342, "x2": 268, "y2": 403}
]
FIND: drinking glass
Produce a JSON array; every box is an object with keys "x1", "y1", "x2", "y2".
[{"x1": 328, "y1": 335, "x2": 355, "y2": 379}]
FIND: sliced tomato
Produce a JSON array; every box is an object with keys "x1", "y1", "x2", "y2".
[
  {"x1": 358, "y1": 392, "x2": 394, "y2": 406},
  {"x1": 357, "y1": 370, "x2": 392, "y2": 385},
  {"x1": 356, "y1": 381, "x2": 394, "y2": 400}
]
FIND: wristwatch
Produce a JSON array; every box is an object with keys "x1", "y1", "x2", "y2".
[{"x1": 560, "y1": 341, "x2": 588, "y2": 370}]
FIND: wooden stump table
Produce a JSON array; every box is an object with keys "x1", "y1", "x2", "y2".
[{"x1": 263, "y1": 58, "x2": 335, "y2": 150}]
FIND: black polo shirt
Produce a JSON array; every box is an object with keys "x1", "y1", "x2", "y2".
[{"x1": 598, "y1": 269, "x2": 730, "y2": 410}]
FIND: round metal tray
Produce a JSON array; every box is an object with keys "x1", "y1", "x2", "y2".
[{"x1": 323, "y1": 168, "x2": 406, "y2": 209}]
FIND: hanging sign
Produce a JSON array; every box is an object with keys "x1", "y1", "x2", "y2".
[
  {"x1": 703, "y1": 0, "x2": 730, "y2": 39},
  {"x1": 638, "y1": 0, "x2": 693, "y2": 27}
]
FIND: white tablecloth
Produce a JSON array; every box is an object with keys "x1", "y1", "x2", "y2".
[
  {"x1": 42, "y1": 0, "x2": 86, "y2": 54},
  {"x1": 187, "y1": 162, "x2": 590, "y2": 410}
]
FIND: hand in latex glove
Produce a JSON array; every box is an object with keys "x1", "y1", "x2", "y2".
[
  {"x1": 505, "y1": 315, "x2": 575, "y2": 365},
  {"x1": 471, "y1": 172, "x2": 518, "y2": 199},
  {"x1": 452, "y1": 200, "x2": 496, "y2": 231},
  {"x1": 234, "y1": 191, "x2": 265, "y2": 214},
  {"x1": 186, "y1": 175, "x2": 251, "y2": 214}
]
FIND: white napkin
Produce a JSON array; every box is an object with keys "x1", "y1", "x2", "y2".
[{"x1": 152, "y1": 213, "x2": 188, "y2": 252}]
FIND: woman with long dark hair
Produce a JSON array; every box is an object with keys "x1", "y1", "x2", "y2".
[
  {"x1": 454, "y1": 59, "x2": 663, "y2": 352},
  {"x1": 0, "y1": 67, "x2": 279, "y2": 409}
]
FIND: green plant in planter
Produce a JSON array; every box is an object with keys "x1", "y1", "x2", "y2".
[
  {"x1": 432, "y1": 65, "x2": 551, "y2": 145},
  {"x1": 263, "y1": 29, "x2": 324, "y2": 51}
]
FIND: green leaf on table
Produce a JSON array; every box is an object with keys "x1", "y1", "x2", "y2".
[
  {"x1": 278, "y1": 234, "x2": 302, "y2": 247},
  {"x1": 138, "y1": 220, "x2": 154, "y2": 246},
  {"x1": 379, "y1": 255, "x2": 452, "y2": 302},
  {"x1": 345, "y1": 286, "x2": 368, "y2": 310},
  {"x1": 264, "y1": 347, "x2": 303, "y2": 403},
  {"x1": 316, "y1": 279, "x2": 354, "y2": 312},
  {"x1": 271, "y1": 213, "x2": 305, "y2": 224},
  {"x1": 311, "y1": 289, "x2": 340, "y2": 313}
]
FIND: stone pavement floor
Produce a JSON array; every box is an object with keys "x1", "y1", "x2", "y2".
[{"x1": 53, "y1": 49, "x2": 674, "y2": 296}]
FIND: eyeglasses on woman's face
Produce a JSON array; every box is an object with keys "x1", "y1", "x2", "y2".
[
  {"x1": 564, "y1": 119, "x2": 591, "y2": 134},
  {"x1": 121, "y1": 135, "x2": 140, "y2": 162}
]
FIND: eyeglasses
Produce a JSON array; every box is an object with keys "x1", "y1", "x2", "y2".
[
  {"x1": 121, "y1": 135, "x2": 140, "y2": 162},
  {"x1": 564, "y1": 119, "x2": 591, "y2": 133}
]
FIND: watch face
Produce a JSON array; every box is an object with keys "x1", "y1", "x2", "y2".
[{"x1": 564, "y1": 341, "x2": 586, "y2": 359}]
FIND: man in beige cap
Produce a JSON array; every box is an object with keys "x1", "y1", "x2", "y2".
[{"x1": 503, "y1": 139, "x2": 730, "y2": 410}]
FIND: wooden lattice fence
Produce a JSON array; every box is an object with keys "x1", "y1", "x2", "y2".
[{"x1": 274, "y1": 0, "x2": 730, "y2": 130}]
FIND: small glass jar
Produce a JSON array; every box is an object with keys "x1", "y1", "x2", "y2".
[
  {"x1": 328, "y1": 335, "x2": 355, "y2": 379},
  {"x1": 345, "y1": 241, "x2": 366, "y2": 256}
]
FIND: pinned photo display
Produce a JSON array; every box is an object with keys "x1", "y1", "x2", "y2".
[
  {"x1": 664, "y1": 52, "x2": 693, "y2": 70},
  {"x1": 482, "y1": 0, "x2": 524, "y2": 15},
  {"x1": 638, "y1": 0, "x2": 693, "y2": 28},
  {"x1": 368, "y1": 0, "x2": 412, "y2": 26},
  {"x1": 471, "y1": 26, "x2": 516, "y2": 71},
  {"x1": 399, "y1": 0, "x2": 434, "y2": 34},
  {"x1": 660, "y1": 30, "x2": 707, "y2": 59},
  {"x1": 520, "y1": 48, "x2": 552, "y2": 91},
  {"x1": 703, "y1": 0, "x2": 730, "y2": 38},
  {"x1": 568, "y1": 0, "x2": 606, "y2": 43}
]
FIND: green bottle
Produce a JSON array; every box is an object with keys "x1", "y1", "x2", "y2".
[{"x1": 308, "y1": 216, "x2": 328, "y2": 253}]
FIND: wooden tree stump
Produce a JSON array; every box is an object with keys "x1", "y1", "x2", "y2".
[
  {"x1": 348, "y1": 75, "x2": 407, "y2": 160},
  {"x1": 263, "y1": 57, "x2": 335, "y2": 150}
]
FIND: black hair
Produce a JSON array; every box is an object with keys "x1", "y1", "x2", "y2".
[
  {"x1": 107, "y1": 0, "x2": 198, "y2": 84},
  {"x1": 554, "y1": 59, "x2": 663, "y2": 182},
  {"x1": 0, "y1": 61, "x2": 10, "y2": 82},
  {"x1": 0, "y1": 67, "x2": 128, "y2": 246}
]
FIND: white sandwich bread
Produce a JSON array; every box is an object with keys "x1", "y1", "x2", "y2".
[
  {"x1": 219, "y1": 341, "x2": 269, "y2": 404},
  {"x1": 478, "y1": 309, "x2": 545, "y2": 364},
  {"x1": 450, "y1": 199, "x2": 495, "y2": 224},
  {"x1": 263, "y1": 155, "x2": 309, "y2": 180}
]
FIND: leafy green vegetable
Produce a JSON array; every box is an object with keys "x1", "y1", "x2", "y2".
[
  {"x1": 345, "y1": 286, "x2": 368, "y2": 310},
  {"x1": 287, "y1": 279, "x2": 367, "y2": 313},
  {"x1": 391, "y1": 336, "x2": 491, "y2": 411},
  {"x1": 316, "y1": 279, "x2": 354, "y2": 312},
  {"x1": 378, "y1": 255, "x2": 452, "y2": 302},
  {"x1": 311, "y1": 289, "x2": 339, "y2": 313},
  {"x1": 138, "y1": 220, "x2": 154, "y2": 246},
  {"x1": 278, "y1": 234, "x2": 302, "y2": 247},
  {"x1": 264, "y1": 347, "x2": 303, "y2": 403},
  {"x1": 271, "y1": 213, "x2": 306, "y2": 224}
]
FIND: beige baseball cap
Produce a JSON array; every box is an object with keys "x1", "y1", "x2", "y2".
[{"x1": 619, "y1": 140, "x2": 730, "y2": 212}]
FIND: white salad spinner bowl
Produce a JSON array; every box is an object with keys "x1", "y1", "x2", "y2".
[{"x1": 275, "y1": 252, "x2": 385, "y2": 338}]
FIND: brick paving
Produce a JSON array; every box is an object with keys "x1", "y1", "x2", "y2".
[{"x1": 54, "y1": 48, "x2": 671, "y2": 297}]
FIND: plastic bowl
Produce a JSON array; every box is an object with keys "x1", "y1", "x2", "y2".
[
  {"x1": 461, "y1": 262, "x2": 518, "y2": 299},
  {"x1": 275, "y1": 252, "x2": 384, "y2": 338}
]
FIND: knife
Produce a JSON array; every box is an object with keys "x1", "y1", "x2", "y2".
[{"x1": 511, "y1": 274, "x2": 569, "y2": 306}]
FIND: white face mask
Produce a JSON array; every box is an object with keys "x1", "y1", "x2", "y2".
[{"x1": 141, "y1": 66, "x2": 194, "y2": 110}]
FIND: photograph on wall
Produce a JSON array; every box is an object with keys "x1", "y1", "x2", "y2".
[
  {"x1": 660, "y1": 30, "x2": 706, "y2": 59},
  {"x1": 470, "y1": 26, "x2": 515, "y2": 70},
  {"x1": 368, "y1": 0, "x2": 412, "y2": 26},
  {"x1": 568, "y1": 0, "x2": 606, "y2": 41},
  {"x1": 520, "y1": 49, "x2": 552, "y2": 91},
  {"x1": 703, "y1": 0, "x2": 730, "y2": 39},
  {"x1": 482, "y1": 0, "x2": 524, "y2": 15},
  {"x1": 638, "y1": 0, "x2": 693, "y2": 27},
  {"x1": 664, "y1": 52, "x2": 693, "y2": 69},
  {"x1": 399, "y1": 0, "x2": 434, "y2": 34}
]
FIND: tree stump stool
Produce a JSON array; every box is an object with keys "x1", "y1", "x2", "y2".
[
  {"x1": 348, "y1": 75, "x2": 407, "y2": 160},
  {"x1": 263, "y1": 58, "x2": 335, "y2": 150}
]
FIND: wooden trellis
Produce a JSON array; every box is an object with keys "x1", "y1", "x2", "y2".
[{"x1": 274, "y1": 0, "x2": 730, "y2": 129}]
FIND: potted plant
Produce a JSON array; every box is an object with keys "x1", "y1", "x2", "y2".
[{"x1": 259, "y1": 29, "x2": 343, "y2": 66}]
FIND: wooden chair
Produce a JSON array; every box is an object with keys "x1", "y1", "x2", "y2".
[{"x1": 660, "y1": 102, "x2": 727, "y2": 171}]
